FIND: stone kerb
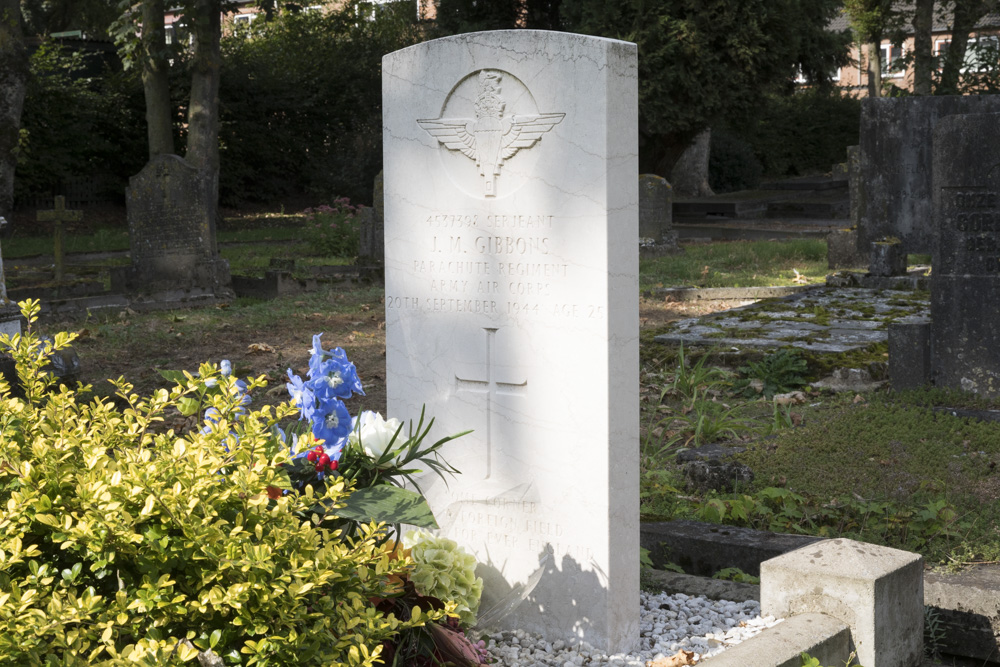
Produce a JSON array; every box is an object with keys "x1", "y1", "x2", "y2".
[
  {"x1": 761, "y1": 538, "x2": 924, "y2": 667},
  {"x1": 382, "y1": 31, "x2": 639, "y2": 652},
  {"x1": 700, "y1": 613, "x2": 851, "y2": 667}
]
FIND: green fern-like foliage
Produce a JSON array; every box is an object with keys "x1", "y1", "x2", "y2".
[{"x1": 735, "y1": 348, "x2": 809, "y2": 398}]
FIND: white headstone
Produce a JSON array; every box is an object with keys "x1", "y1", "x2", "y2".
[{"x1": 383, "y1": 31, "x2": 639, "y2": 651}]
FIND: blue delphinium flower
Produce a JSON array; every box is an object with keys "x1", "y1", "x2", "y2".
[
  {"x1": 286, "y1": 370, "x2": 315, "y2": 422},
  {"x1": 312, "y1": 395, "x2": 352, "y2": 445},
  {"x1": 285, "y1": 336, "x2": 365, "y2": 476},
  {"x1": 307, "y1": 334, "x2": 365, "y2": 399}
]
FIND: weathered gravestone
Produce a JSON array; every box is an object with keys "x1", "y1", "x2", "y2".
[
  {"x1": 827, "y1": 146, "x2": 866, "y2": 270},
  {"x1": 357, "y1": 170, "x2": 384, "y2": 278},
  {"x1": 383, "y1": 31, "x2": 639, "y2": 651},
  {"x1": 929, "y1": 113, "x2": 1000, "y2": 395},
  {"x1": 858, "y1": 95, "x2": 1000, "y2": 256},
  {"x1": 0, "y1": 217, "x2": 19, "y2": 337},
  {"x1": 638, "y1": 174, "x2": 679, "y2": 256},
  {"x1": 113, "y1": 155, "x2": 231, "y2": 296}
]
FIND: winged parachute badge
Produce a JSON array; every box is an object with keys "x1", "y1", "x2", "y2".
[{"x1": 417, "y1": 70, "x2": 565, "y2": 197}]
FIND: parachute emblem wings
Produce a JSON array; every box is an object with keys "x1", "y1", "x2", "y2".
[{"x1": 417, "y1": 70, "x2": 565, "y2": 197}]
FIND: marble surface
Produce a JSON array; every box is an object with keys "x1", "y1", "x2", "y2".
[{"x1": 382, "y1": 31, "x2": 639, "y2": 652}]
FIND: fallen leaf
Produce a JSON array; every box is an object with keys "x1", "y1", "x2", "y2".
[
  {"x1": 646, "y1": 649, "x2": 697, "y2": 666},
  {"x1": 852, "y1": 394, "x2": 866, "y2": 404},
  {"x1": 247, "y1": 342, "x2": 276, "y2": 354},
  {"x1": 773, "y1": 391, "x2": 806, "y2": 406},
  {"x1": 75, "y1": 328, "x2": 91, "y2": 340}
]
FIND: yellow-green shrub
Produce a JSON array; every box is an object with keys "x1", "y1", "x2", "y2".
[{"x1": 0, "y1": 300, "x2": 445, "y2": 666}]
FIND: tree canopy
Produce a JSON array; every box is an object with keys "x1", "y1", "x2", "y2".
[{"x1": 433, "y1": 0, "x2": 850, "y2": 176}]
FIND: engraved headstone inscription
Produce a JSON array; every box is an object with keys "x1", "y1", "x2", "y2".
[
  {"x1": 116, "y1": 155, "x2": 231, "y2": 296},
  {"x1": 382, "y1": 31, "x2": 640, "y2": 651},
  {"x1": 930, "y1": 113, "x2": 1000, "y2": 396}
]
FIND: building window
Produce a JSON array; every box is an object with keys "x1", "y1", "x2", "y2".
[
  {"x1": 233, "y1": 13, "x2": 257, "y2": 25},
  {"x1": 880, "y1": 43, "x2": 906, "y2": 78},
  {"x1": 965, "y1": 35, "x2": 999, "y2": 72}
]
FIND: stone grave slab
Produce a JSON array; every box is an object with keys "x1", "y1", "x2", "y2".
[
  {"x1": 382, "y1": 31, "x2": 639, "y2": 651},
  {"x1": 654, "y1": 287, "x2": 929, "y2": 354}
]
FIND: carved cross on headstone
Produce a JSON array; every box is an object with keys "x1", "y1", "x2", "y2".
[
  {"x1": 36, "y1": 196, "x2": 82, "y2": 282},
  {"x1": 455, "y1": 327, "x2": 527, "y2": 480}
]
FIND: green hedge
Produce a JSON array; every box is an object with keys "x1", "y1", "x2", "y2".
[{"x1": 728, "y1": 88, "x2": 861, "y2": 177}]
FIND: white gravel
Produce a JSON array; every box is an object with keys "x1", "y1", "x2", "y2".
[{"x1": 483, "y1": 591, "x2": 782, "y2": 666}]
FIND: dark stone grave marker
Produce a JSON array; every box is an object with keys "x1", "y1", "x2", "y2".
[
  {"x1": 638, "y1": 173, "x2": 679, "y2": 256},
  {"x1": 929, "y1": 113, "x2": 1000, "y2": 396},
  {"x1": 357, "y1": 170, "x2": 384, "y2": 279},
  {"x1": 114, "y1": 155, "x2": 231, "y2": 296},
  {"x1": 858, "y1": 95, "x2": 1000, "y2": 256}
]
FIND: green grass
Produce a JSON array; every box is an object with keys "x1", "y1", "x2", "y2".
[
  {"x1": 640, "y1": 239, "x2": 828, "y2": 291},
  {"x1": 3, "y1": 228, "x2": 130, "y2": 258},
  {"x1": 639, "y1": 355, "x2": 1000, "y2": 568}
]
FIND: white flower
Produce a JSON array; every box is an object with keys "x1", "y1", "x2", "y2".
[{"x1": 349, "y1": 410, "x2": 403, "y2": 459}]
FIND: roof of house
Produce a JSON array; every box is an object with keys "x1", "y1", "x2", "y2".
[{"x1": 829, "y1": 5, "x2": 1000, "y2": 34}]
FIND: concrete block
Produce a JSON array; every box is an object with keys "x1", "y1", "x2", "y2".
[
  {"x1": 828, "y1": 228, "x2": 865, "y2": 270},
  {"x1": 699, "y1": 613, "x2": 852, "y2": 667},
  {"x1": 761, "y1": 539, "x2": 923, "y2": 667},
  {"x1": 870, "y1": 240, "x2": 907, "y2": 277}
]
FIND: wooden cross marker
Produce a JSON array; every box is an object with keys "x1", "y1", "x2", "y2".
[
  {"x1": 455, "y1": 327, "x2": 528, "y2": 480},
  {"x1": 36, "y1": 196, "x2": 82, "y2": 282}
]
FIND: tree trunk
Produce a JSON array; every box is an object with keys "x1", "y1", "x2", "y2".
[
  {"x1": 866, "y1": 41, "x2": 882, "y2": 97},
  {"x1": 670, "y1": 128, "x2": 714, "y2": 198},
  {"x1": 0, "y1": 0, "x2": 28, "y2": 221},
  {"x1": 912, "y1": 0, "x2": 934, "y2": 95},
  {"x1": 141, "y1": 0, "x2": 174, "y2": 157},
  {"x1": 185, "y1": 0, "x2": 221, "y2": 174},
  {"x1": 939, "y1": 0, "x2": 986, "y2": 94}
]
